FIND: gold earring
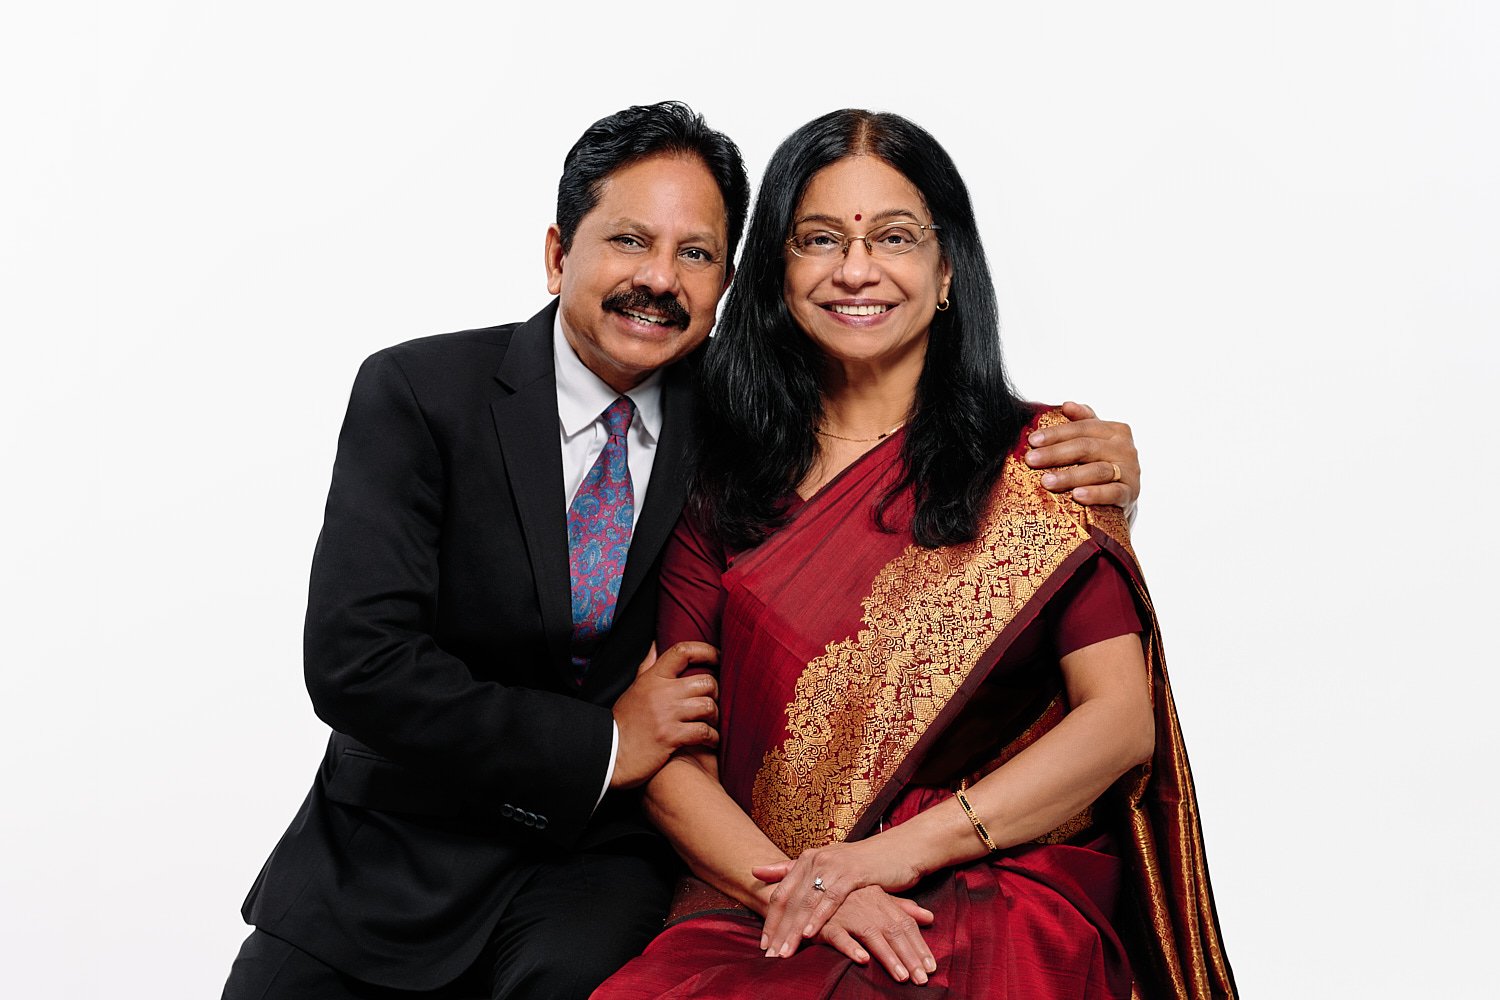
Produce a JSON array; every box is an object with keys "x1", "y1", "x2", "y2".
[{"x1": 935, "y1": 297, "x2": 951, "y2": 312}]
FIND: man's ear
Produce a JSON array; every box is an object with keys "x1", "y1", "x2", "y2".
[{"x1": 544, "y1": 224, "x2": 565, "y2": 295}]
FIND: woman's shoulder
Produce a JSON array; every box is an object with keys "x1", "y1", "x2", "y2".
[{"x1": 991, "y1": 403, "x2": 1133, "y2": 551}]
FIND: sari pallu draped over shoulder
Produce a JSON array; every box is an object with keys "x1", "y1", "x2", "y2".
[{"x1": 602, "y1": 408, "x2": 1235, "y2": 1000}]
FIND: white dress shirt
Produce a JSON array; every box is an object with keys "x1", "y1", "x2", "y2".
[{"x1": 552, "y1": 313, "x2": 665, "y2": 806}]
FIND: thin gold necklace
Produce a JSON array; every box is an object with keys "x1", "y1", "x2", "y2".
[{"x1": 815, "y1": 420, "x2": 907, "y2": 443}]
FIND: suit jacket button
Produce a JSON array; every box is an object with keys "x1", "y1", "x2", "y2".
[
  {"x1": 500, "y1": 804, "x2": 515, "y2": 819},
  {"x1": 523, "y1": 811, "x2": 537, "y2": 827},
  {"x1": 535, "y1": 815, "x2": 548, "y2": 831}
]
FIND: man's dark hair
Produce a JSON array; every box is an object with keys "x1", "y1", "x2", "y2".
[
  {"x1": 555, "y1": 101, "x2": 750, "y2": 262},
  {"x1": 691, "y1": 109, "x2": 1029, "y2": 550}
]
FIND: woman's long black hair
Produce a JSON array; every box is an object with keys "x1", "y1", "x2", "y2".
[{"x1": 691, "y1": 110, "x2": 1029, "y2": 550}]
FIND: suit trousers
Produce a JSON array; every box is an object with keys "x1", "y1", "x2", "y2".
[{"x1": 222, "y1": 846, "x2": 675, "y2": 1000}]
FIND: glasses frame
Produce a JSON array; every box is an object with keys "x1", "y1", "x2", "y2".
[{"x1": 784, "y1": 222, "x2": 942, "y2": 260}]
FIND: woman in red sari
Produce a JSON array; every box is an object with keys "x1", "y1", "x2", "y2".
[{"x1": 594, "y1": 110, "x2": 1234, "y2": 999}]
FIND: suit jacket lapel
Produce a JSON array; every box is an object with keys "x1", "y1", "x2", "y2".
[{"x1": 491, "y1": 302, "x2": 573, "y2": 676}]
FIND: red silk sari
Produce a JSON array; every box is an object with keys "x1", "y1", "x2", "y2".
[{"x1": 595, "y1": 410, "x2": 1235, "y2": 999}]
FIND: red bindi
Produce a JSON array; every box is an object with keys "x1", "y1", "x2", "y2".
[{"x1": 854, "y1": 213, "x2": 862, "y2": 221}]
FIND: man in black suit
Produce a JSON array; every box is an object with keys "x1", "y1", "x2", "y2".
[{"x1": 222, "y1": 101, "x2": 1143, "y2": 999}]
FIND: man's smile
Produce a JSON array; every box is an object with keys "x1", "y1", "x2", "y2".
[{"x1": 603, "y1": 289, "x2": 690, "y2": 330}]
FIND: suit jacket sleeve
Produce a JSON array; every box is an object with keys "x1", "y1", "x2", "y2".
[{"x1": 302, "y1": 348, "x2": 612, "y2": 847}]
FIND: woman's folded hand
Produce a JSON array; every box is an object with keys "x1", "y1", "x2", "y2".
[
  {"x1": 813, "y1": 886, "x2": 936, "y2": 985},
  {"x1": 752, "y1": 839, "x2": 925, "y2": 963}
]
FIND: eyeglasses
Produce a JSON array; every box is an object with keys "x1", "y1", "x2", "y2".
[{"x1": 785, "y1": 221, "x2": 941, "y2": 260}]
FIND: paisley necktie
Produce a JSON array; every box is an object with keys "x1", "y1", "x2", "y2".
[{"x1": 567, "y1": 395, "x2": 635, "y2": 678}]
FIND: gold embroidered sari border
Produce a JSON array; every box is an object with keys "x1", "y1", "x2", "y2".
[{"x1": 749, "y1": 428, "x2": 1098, "y2": 857}]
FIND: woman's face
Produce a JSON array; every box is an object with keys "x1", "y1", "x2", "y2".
[{"x1": 783, "y1": 155, "x2": 951, "y2": 376}]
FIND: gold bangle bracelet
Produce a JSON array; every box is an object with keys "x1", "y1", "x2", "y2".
[{"x1": 955, "y1": 779, "x2": 999, "y2": 853}]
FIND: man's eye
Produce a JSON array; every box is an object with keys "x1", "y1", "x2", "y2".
[
  {"x1": 681, "y1": 248, "x2": 712, "y2": 263},
  {"x1": 611, "y1": 235, "x2": 647, "y2": 251}
]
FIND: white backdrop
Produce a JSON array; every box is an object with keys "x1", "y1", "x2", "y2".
[{"x1": 4, "y1": 2, "x2": 1495, "y2": 996}]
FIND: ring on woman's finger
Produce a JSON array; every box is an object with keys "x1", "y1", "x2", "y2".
[{"x1": 812, "y1": 876, "x2": 826, "y2": 892}]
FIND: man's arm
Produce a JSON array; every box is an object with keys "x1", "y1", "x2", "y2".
[
  {"x1": 1024, "y1": 400, "x2": 1141, "y2": 516},
  {"x1": 302, "y1": 350, "x2": 713, "y2": 846}
]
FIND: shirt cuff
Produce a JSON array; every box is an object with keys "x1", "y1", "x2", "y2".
[{"x1": 595, "y1": 721, "x2": 619, "y2": 811}]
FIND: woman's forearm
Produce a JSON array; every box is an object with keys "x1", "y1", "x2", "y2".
[
  {"x1": 882, "y1": 695, "x2": 1153, "y2": 877},
  {"x1": 752, "y1": 643, "x2": 1153, "y2": 963},
  {"x1": 644, "y1": 750, "x2": 790, "y2": 914},
  {"x1": 877, "y1": 633, "x2": 1154, "y2": 879}
]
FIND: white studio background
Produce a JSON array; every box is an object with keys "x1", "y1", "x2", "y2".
[{"x1": 3, "y1": 2, "x2": 1494, "y2": 996}]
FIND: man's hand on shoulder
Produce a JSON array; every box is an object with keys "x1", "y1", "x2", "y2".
[
  {"x1": 1024, "y1": 400, "x2": 1141, "y2": 512},
  {"x1": 609, "y1": 641, "x2": 720, "y2": 789}
]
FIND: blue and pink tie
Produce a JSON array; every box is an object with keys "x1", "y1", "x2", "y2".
[{"x1": 567, "y1": 396, "x2": 635, "y2": 678}]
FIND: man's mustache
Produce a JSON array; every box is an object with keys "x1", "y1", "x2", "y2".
[{"x1": 602, "y1": 289, "x2": 690, "y2": 329}]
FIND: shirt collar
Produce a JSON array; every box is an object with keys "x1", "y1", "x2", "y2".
[{"x1": 553, "y1": 311, "x2": 663, "y2": 443}]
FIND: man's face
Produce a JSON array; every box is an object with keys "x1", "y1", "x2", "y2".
[{"x1": 545, "y1": 153, "x2": 732, "y2": 392}]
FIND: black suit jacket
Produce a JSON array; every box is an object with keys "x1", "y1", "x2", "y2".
[{"x1": 241, "y1": 302, "x2": 697, "y2": 989}]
